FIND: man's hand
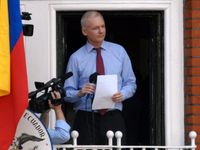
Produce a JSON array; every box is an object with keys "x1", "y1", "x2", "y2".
[
  {"x1": 49, "y1": 91, "x2": 62, "y2": 110},
  {"x1": 41, "y1": 91, "x2": 66, "y2": 129},
  {"x1": 78, "y1": 83, "x2": 95, "y2": 97},
  {"x1": 112, "y1": 92, "x2": 124, "y2": 103},
  {"x1": 49, "y1": 91, "x2": 65, "y2": 120}
]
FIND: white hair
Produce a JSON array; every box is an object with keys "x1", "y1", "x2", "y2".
[{"x1": 80, "y1": 11, "x2": 104, "y2": 28}]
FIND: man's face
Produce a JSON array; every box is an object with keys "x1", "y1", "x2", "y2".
[{"x1": 82, "y1": 16, "x2": 106, "y2": 46}]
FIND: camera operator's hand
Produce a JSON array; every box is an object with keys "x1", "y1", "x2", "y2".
[
  {"x1": 49, "y1": 91, "x2": 62, "y2": 110},
  {"x1": 41, "y1": 91, "x2": 65, "y2": 128},
  {"x1": 48, "y1": 91, "x2": 65, "y2": 121}
]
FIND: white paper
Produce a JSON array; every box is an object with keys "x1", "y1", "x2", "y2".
[{"x1": 92, "y1": 74, "x2": 117, "y2": 110}]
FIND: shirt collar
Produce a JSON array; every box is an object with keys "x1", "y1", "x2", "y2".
[{"x1": 85, "y1": 41, "x2": 107, "y2": 52}]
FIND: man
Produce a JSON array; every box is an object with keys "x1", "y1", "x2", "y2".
[
  {"x1": 41, "y1": 91, "x2": 71, "y2": 144},
  {"x1": 64, "y1": 11, "x2": 136, "y2": 145}
]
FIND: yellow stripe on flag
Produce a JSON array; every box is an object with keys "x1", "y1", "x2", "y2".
[{"x1": 0, "y1": 0, "x2": 11, "y2": 96}]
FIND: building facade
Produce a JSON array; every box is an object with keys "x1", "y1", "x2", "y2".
[{"x1": 20, "y1": 0, "x2": 200, "y2": 149}]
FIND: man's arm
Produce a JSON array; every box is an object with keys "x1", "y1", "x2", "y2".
[
  {"x1": 40, "y1": 109, "x2": 50, "y2": 128},
  {"x1": 41, "y1": 91, "x2": 71, "y2": 144},
  {"x1": 113, "y1": 50, "x2": 137, "y2": 102}
]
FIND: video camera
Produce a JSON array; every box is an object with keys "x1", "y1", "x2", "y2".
[{"x1": 28, "y1": 72, "x2": 73, "y2": 113}]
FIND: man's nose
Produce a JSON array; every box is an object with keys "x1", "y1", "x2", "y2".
[{"x1": 99, "y1": 27, "x2": 104, "y2": 33}]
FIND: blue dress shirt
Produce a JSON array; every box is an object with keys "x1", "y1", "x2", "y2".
[
  {"x1": 48, "y1": 120, "x2": 70, "y2": 144},
  {"x1": 64, "y1": 41, "x2": 137, "y2": 111}
]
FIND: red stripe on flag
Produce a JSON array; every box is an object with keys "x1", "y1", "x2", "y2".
[{"x1": 0, "y1": 32, "x2": 28, "y2": 149}]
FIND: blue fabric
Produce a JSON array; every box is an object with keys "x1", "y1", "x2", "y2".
[
  {"x1": 8, "y1": 0, "x2": 22, "y2": 51},
  {"x1": 64, "y1": 40, "x2": 137, "y2": 111},
  {"x1": 48, "y1": 120, "x2": 70, "y2": 144}
]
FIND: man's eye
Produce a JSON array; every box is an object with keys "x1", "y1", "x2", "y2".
[{"x1": 92, "y1": 28, "x2": 98, "y2": 30}]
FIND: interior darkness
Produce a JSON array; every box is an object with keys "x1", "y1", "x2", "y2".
[{"x1": 57, "y1": 11, "x2": 164, "y2": 145}]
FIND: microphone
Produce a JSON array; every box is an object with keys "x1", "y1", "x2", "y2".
[
  {"x1": 51, "y1": 72, "x2": 73, "y2": 84},
  {"x1": 86, "y1": 72, "x2": 99, "y2": 103},
  {"x1": 60, "y1": 72, "x2": 73, "y2": 81},
  {"x1": 29, "y1": 72, "x2": 73, "y2": 98},
  {"x1": 43, "y1": 72, "x2": 73, "y2": 90},
  {"x1": 89, "y1": 72, "x2": 99, "y2": 84}
]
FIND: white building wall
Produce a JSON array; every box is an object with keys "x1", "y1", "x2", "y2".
[
  {"x1": 21, "y1": 1, "x2": 51, "y2": 91},
  {"x1": 20, "y1": 0, "x2": 184, "y2": 146}
]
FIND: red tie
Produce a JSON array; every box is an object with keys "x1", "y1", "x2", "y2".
[
  {"x1": 96, "y1": 48, "x2": 107, "y2": 115},
  {"x1": 96, "y1": 48, "x2": 105, "y2": 75}
]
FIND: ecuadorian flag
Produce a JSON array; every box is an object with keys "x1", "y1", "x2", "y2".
[{"x1": 0, "y1": 0, "x2": 28, "y2": 149}]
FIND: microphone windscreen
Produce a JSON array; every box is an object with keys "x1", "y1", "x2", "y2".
[
  {"x1": 60, "y1": 72, "x2": 73, "y2": 81},
  {"x1": 89, "y1": 72, "x2": 99, "y2": 84}
]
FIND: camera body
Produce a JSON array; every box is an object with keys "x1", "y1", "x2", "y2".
[
  {"x1": 28, "y1": 72, "x2": 73, "y2": 113},
  {"x1": 28, "y1": 83, "x2": 65, "y2": 113}
]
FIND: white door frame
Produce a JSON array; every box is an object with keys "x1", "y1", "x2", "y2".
[{"x1": 49, "y1": 0, "x2": 184, "y2": 145}]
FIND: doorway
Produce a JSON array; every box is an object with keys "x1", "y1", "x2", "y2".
[{"x1": 56, "y1": 11, "x2": 165, "y2": 145}]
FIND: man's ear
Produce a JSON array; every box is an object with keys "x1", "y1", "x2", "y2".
[{"x1": 82, "y1": 27, "x2": 87, "y2": 36}]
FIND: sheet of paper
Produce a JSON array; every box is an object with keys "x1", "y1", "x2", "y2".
[{"x1": 92, "y1": 74, "x2": 117, "y2": 110}]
